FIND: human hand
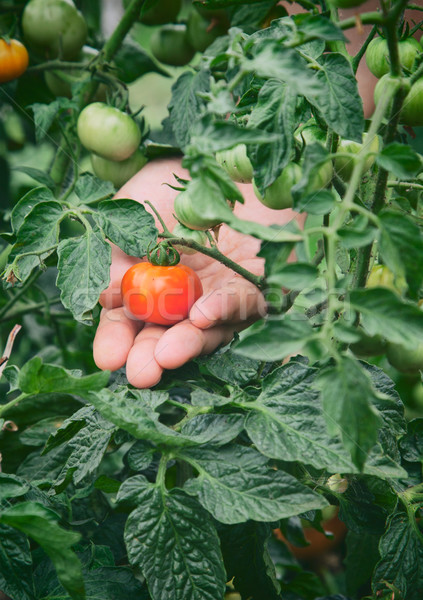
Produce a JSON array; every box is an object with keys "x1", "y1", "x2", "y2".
[{"x1": 93, "y1": 158, "x2": 303, "y2": 387}]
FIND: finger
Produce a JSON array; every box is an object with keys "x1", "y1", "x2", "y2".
[
  {"x1": 126, "y1": 335, "x2": 166, "y2": 388},
  {"x1": 154, "y1": 321, "x2": 235, "y2": 370},
  {"x1": 99, "y1": 244, "x2": 140, "y2": 309},
  {"x1": 93, "y1": 307, "x2": 142, "y2": 371},
  {"x1": 189, "y1": 277, "x2": 267, "y2": 329}
]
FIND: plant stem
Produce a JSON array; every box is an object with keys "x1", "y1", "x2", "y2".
[
  {"x1": 160, "y1": 233, "x2": 265, "y2": 290},
  {"x1": 0, "y1": 393, "x2": 26, "y2": 418},
  {"x1": 0, "y1": 270, "x2": 41, "y2": 320},
  {"x1": 0, "y1": 296, "x2": 62, "y2": 323},
  {"x1": 102, "y1": 0, "x2": 145, "y2": 62},
  {"x1": 338, "y1": 12, "x2": 384, "y2": 32}
]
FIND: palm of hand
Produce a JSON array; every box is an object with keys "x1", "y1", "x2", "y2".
[{"x1": 93, "y1": 158, "x2": 300, "y2": 388}]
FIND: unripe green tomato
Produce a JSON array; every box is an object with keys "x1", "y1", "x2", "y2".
[
  {"x1": 171, "y1": 223, "x2": 208, "y2": 255},
  {"x1": 367, "y1": 264, "x2": 406, "y2": 293},
  {"x1": 150, "y1": 24, "x2": 195, "y2": 67},
  {"x1": 350, "y1": 329, "x2": 388, "y2": 357},
  {"x1": 373, "y1": 74, "x2": 407, "y2": 115},
  {"x1": 334, "y1": 133, "x2": 380, "y2": 181},
  {"x1": 253, "y1": 162, "x2": 302, "y2": 210},
  {"x1": 174, "y1": 191, "x2": 223, "y2": 231},
  {"x1": 77, "y1": 103, "x2": 141, "y2": 162},
  {"x1": 387, "y1": 342, "x2": 423, "y2": 373},
  {"x1": 215, "y1": 144, "x2": 253, "y2": 184},
  {"x1": 224, "y1": 593, "x2": 241, "y2": 600},
  {"x1": 91, "y1": 150, "x2": 147, "y2": 189},
  {"x1": 123, "y1": 0, "x2": 182, "y2": 26},
  {"x1": 295, "y1": 123, "x2": 326, "y2": 146},
  {"x1": 44, "y1": 46, "x2": 108, "y2": 100},
  {"x1": 22, "y1": 0, "x2": 87, "y2": 60},
  {"x1": 195, "y1": 5, "x2": 229, "y2": 25},
  {"x1": 366, "y1": 36, "x2": 422, "y2": 79},
  {"x1": 401, "y1": 78, "x2": 423, "y2": 127},
  {"x1": 327, "y1": 0, "x2": 367, "y2": 7},
  {"x1": 307, "y1": 160, "x2": 333, "y2": 192},
  {"x1": 186, "y1": 9, "x2": 227, "y2": 52}
]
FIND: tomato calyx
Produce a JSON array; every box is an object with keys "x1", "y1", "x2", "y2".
[{"x1": 148, "y1": 241, "x2": 180, "y2": 267}]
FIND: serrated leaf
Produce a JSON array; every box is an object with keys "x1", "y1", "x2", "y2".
[
  {"x1": 168, "y1": 69, "x2": 211, "y2": 148},
  {"x1": 56, "y1": 225, "x2": 111, "y2": 322},
  {"x1": 118, "y1": 476, "x2": 226, "y2": 600},
  {"x1": 5, "y1": 201, "x2": 64, "y2": 283},
  {"x1": 373, "y1": 510, "x2": 423, "y2": 600},
  {"x1": 74, "y1": 172, "x2": 114, "y2": 205},
  {"x1": 234, "y1": 314, "x2": 315, "y2": 361},
  {"x1": 0, "y1": 523, "x2": 34, "y2": 600},
  {"x1": 30, "y1": 99, "x2": 76, "y2": 143},
  {"x1": 224, "y1": 213, "x2": 303, "y2": 242},
  {"x1": 267, "y1": 263, "x2": 318, "y2": 289},
  {"x1": 0, "y1": 473, "x2": 30, "y2": 499},
  {"x1": 11, "y1": 187, "x2": 56, "y2": 233},
  {"x1": 293, "y1": 13, "x2": 347, "y2": 41},
  {"x1": 127, "y1": 440, "x2": 156, "y2": 471},
  {"x1": 306, "y1": 53, "x2": 364, "y2": 141},
  {"x1": 94, "y1": 198, "x2": 158, "y2": 258},
  {"x1": 11, "y1": 166, "x2": 56, "y2": 190},
  {"x1": 248, "y1": 79, "x2": 297, "y2": 191},
  {"x1": 350, "y1": 288, "x2": 423, "y2": 346},
  {"x1": 376, "y1": 143, "x2": 422, "y2": 179},
  {"x1": 114, "y1": 39, "x2": 169, "y2": 82},
  {"x1": 0, "y1": 502, "x2": 84, "y2": 600},
  {"x1": 181, "y1": 414, "x2": 245, "y2": 445},
  {"x1": 198, "y1": 349, "x2": 261, "y2": 386},
  {"x1": 379, "y1": 209, "x2": 423, "y2": 298},
  {"x1": 182, "y1": 445, "x2": 327, "y2": 523},
  {"x1": 18, "y1": 357, "x2": 109, "y2": 396},
  {"x1": 316, "y1": 356, "x2": 383, "y2": 470}
]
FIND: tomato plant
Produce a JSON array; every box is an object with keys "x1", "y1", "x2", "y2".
[
  {"x1": 121, "y1": 245, "x2": 202, "y2": 325},
  {"x1": 0, "y1": 38, "x2": 29, "y2": 83},
  {"x1": 77, "y1": 102, "x2": 141, "y2": 161},
  {"x1": 327, "y1": 0, "x2": 367, "y2": 8},
  {"x1": 366, "y1": 35, "x2": 421, "y2": 78},
  {"x1": 150, "y1": 24, "x2": 195, "y2": 66},
  {"x1": 186, "y1": 8, "x2": 228, "y2": 52},
  {"x1": 22, "y1": 0, "x2": 87, "y2": 60},
  {"x1": 2, "y1": 1, "x2": 423, "y2": 600}
]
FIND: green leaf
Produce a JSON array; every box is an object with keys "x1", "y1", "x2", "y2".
[
  {"x1": 316, "y1": 356, "x2": 383, "y2": 470},
  {"x1": 18, "y1": 357, "x2": 109, "y2": 396},
  {"x1": 376, "y1": 143, "x2": 422, "y2": 179},
  {"x1": 43, "y1": 406, "x2": 97, "y2": 453},
  {"x1": 399, "y1": 419, "x2": 423, "y2": 463},
  {"x1": 114, "y1": 40, "x2": 169, "y2": 82},
  {"x1": 292, "y1": 143, "x2": 332, "y2": 209},
  {"x1": 0, "y1": 473, "x2": 30, "y2": 499},
  {"x1": 306, "y1": 53, "x2": 364, "y2": 141},
  {"x1": 244, "y1": 42, "x2": 324, "y2": 96},
  {"x1": 127, "y1": 440, "x2": 156, "y2": 471},
  {"x1": 267, "y1": 263, "x2": 318, "y2": 289},
  {"x1": 345, "y1": 530, "x2": 380, "y2": 596},
  {"x1": 168, "y1": 69, "x2": 211, "y2": 148},
  {"x1": 182, "y1": 445, "x2": 327, "y2": 523},
  {"x1": 11, "y1": 166, "x2": 56, "y2": 190},
  {"x1": 242, "y1": 361, "x2": 404, "y2": 477},
  {"x1": 118, "y1": 476, "x2": 226, "y2": 600},
  {"x1": 198, "y1": 349, "x2": 261, "y2": 386},
  {"x1": 5, "y1": 201, "x2": 64, "y2": 283},
  {"x1": 0, "y1": 523, "x2": 34, "y2": 600},
  {"x1": 218, "y1": 521, "x2": 281, "y2": 600},
  {"x1": 181, "y1": 414, "x2": 245, "y2": 445},
  {"x1": 94, "y1": 198, "x2": 158, "y2": 258},
  {"x1": 350, "y1": 288, "x2": 423, "y2": 347},
  {"x1": 379, "y1": 209, "x2": 423, "y2": 298},
  {"x1": 295, "y1": 189, "x2": 336, "y2": 215},
  {"x1": 233, "y1": 314, "x2": 315, "y2": 361},
  {"x1": 184, "y1": 154, "x2": 244, "y2": 204},
  {"x1": 29, "y1": 99, "x2": 76, "y2": 143},
  {"x1": 20, "y1": 416, "x2": 67, "y2": 447},
  {"x1": 11, "y1": 187, "x2": 56, "y2": 233},
  {"x1": 293, "y1": 13, "x2": 347, "y2": 41},
  {"x1": 74, "y1": 172, "x2": 114, "y2": 205},
  {"x1": 0, "y1": 502, "x2": 84, "y2": 600},
  {"x1": 373, "y1": 510, "x2": 423, "y2": 600},
  {"x1": 248, "y1": 79, "x2": 298, "y2": 191},
  {"x1": 224, "y1": 213, "x2": 303, "y2": 242},
  {"x1": 56, "y1": 225, "x2": 111, "y2": 323}
]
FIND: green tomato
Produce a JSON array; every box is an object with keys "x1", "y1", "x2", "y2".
[
  {"x1": 174, "y1": 191, "x2": 224, "y2": 231},
  {"x1": 77, "y1": 103, "x2": 141, "y2": 162},
  {"x1": 334, "y1": 133, "x2": 380, "y2": 181},
  {"x1": 215, "y1": 144, "x2": 253, "y2": 184},
  {"x1": 295, "y1": 123, "x2": 327, "y2": 147},
  {"x1": 366, "y1": 36, "x2": 421, "y2": 79},
  {"x1": 401, "y1": 78, "x2": 423, "y2": 127},
  {"x1": 91, "y1": 150, "x2": 147, "y2": 189},
  {"x1": 123, "y1": 0, "x2": 182, "y2": 26},
  {"x1": 171, "y1": 223, "x2": 208, "y2": 255},
  {"x1": 307, "y1": 160, "x2": 333, "y2": 192},
  {"x1": 253, "y1": 162, "x2": 302, "y2": 210},
  {"x1": 350, "y1": 329, "x2": 388, "y2": 357},
  {"x1": 387, "y1": 342, "x2": 423, "y2": 373},
  {"x1": 150, "y1": 24, "x2": 195, "y2": 67},
  {"x1": 186, "y1": 9, "x2": 227, "y2": 52},
  {"x1": 367, "y1": 264, "x2": 406, "y2": 294},
  {"x1": 44, "y1": 46, "x2": 108, "y2": 100},
  {"x1": 327, "y1": 0, "x2": 367, "y2": 8},
  {"x1": 22, "y1": 0, "x2": 87, "y2": 60}
]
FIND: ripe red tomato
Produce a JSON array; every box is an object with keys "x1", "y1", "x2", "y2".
[
  {"x1": 0, "y1": 39, "x2": 29, "y2": 83},
  {"x1": 121, "y1": 262, "x2": 203, "y2": 326}
]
